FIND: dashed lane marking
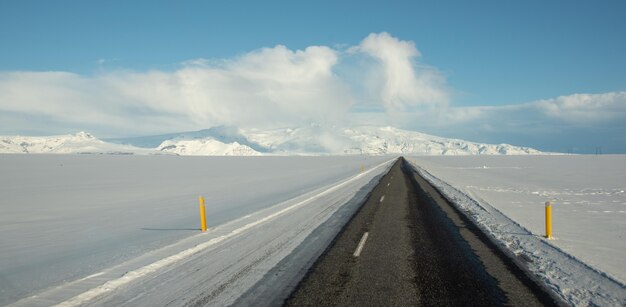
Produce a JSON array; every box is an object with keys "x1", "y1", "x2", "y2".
[{"x1": 353, "y1": 232, "x2": 369, "y2": 257}]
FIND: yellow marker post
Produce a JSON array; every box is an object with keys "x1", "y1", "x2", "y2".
[
  {"x1": 545, "y1": 201, "x2": 553, "y2": 239},
  {"x1": 199, "y1": 196, "x2": 207, "y2": 232}
]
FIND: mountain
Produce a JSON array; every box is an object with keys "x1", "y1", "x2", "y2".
[
  {"x1": 105, "y1": 126, "x2": 268, "y2": 153},
  {"x1": 0, "y1": 126, "x2": 542, "y2": 156},
  {"x1": 342, "y1": 126, "x2": 541, "y2": 155},
  {"x1": 0, "y1": 132, "x2": 158, "y2": 155},
  {"x1": 241, "y1": 126, "x2": 541, "y2": 155},
  {"x1": 157, "y1": 138, "x2": 261, "y2": 156}
]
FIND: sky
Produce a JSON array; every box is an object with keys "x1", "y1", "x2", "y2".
[{"x1": 1, "y1": 0, "x2": 625, "y2": 153}]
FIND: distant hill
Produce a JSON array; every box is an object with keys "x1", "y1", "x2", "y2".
[{"x1": 1, "y1": 126, "x2": 542, "y2": 156}]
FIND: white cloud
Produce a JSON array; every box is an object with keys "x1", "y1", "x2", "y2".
[
  {"x1": 0, "y1": 45, "x2": 353, "y2": 136},
  {"x1": 354, "y1": 32, "x2": 449, "y2": 112},
  {"x1": 0, "y1": 32, "x2": 453, "y2": 137},
  {"x1": 446, "y1": 92, "x2": 626, "y2": 126},
  {"x1": 535, "y1": 92, "x2": 626, "y2": 122},
  {"x1": 392, "y1": 92, "x2": 626, "y2": 151}
]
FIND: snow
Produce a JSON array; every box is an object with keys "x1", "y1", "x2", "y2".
[
  {"x1": 0, "y1": 132, "x2": 159, "y2": 155},
  {"x1": 157, "y1": 138, "x2": 261, "y2": 156},
  {"x1": 407, "y1": 155, "x2": 626, "y2": 305},
  {"x1": 1, "y1": 125, "x2": 543, "y2": 156},
  {"x1": 243, "y1": 125, "x2": 543, "y2": 155},
  {"x1": 339, "y1": 126, "x2": 542, "y2": 155},
  {"x1": 0, "y1": 154, "x2": 392, "y2": 305},
  {"x1": 2, "y1": 148, "x2": 623, "y2": 305}
]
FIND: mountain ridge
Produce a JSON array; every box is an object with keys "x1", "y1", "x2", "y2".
[{"x1": 1, "y1": 126, "x2": 543, "y2": 156}]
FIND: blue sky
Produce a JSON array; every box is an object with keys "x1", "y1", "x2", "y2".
[{"x1": 1, "y1": 0, "x2": 625, "y2": 153}]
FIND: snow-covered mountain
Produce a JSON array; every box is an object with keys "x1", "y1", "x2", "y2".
[
  {"x1": 243, "y1": 126, "x2": 541, "y2": 155},
  {"x1": 0, "y1": 132, "x2": 158, "y2": 155},
  {"x1": 157, "y1": 139, "x2": 260, "y2": 156},
  {"x1": 0, "y1": 126, "x2": 542, "y2": 155}
]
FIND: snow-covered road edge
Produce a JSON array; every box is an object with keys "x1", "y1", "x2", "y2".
[
  {"x1": 234, "y1": 160, "x2": 396, "y2": 306},
  {"x1": 11, "y1": 158, "x2": 396, "y2": 307},
  {"x1": 407, "y1": 162, "x2": 626, "y2": 306}
]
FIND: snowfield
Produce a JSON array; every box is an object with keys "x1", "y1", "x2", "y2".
[
  {"x1": 0, "y1": 154, "x2": 393, "y2": 306},
  {"x1": 408, "y1": 155, "x2": 626, "y2": 305}
]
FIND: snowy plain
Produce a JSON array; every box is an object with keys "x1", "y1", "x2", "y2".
[
  {"x1": 408, "y1": 155, "x2": 626, "y2": 305},
  {"x1": 3, "y1": 152, "x2": 624, "y2": 305},
  {"x1": 0, "y1": 154, "x2": 392, "y2": 305}
]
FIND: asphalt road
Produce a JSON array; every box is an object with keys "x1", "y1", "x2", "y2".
[{"x1": 285, "y1": 158, "x2": 558, "y2": 306}]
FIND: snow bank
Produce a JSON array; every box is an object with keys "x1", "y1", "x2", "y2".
[{"x1": 408, "y1": 155, "x2": 626, "y2": 306}]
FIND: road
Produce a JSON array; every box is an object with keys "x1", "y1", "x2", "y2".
[
  {"x1": 286, "y1": 158, "x2": 559, "y2": 306},
  {"x1": 12, "y1": 157, "x2": 562, "y2": 306}
]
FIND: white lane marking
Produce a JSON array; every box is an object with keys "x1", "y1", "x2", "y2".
[
  {"x1": 387, "y1": 183, "x2": 390, "y2": 187},
  {"x1": 379, "y1": 195, "x2": 385, "y2": 203},
  {"x1": 53, "y1": 159, "x2": 395, "y2": 307},
  {"x1": 73, "y1": 272, "x2": 105, "y2": 283},
  {"x1": 353, "y1": 232, "x2": 369, "y2": 257}
]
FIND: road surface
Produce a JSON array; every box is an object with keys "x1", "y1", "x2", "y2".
[{"x1": 286, "y1": 158, "x2": 559, "y2": 306}]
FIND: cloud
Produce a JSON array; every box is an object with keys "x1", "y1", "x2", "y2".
[
  {"x1": 353, "y1": 32, "x2": 449, "y2": 112},
  {"x1": 389, "y1": 91, "x2": 626, "y2": 153},
  {"x1": 535, "y1": 92, "x2": 626, "y2": 122},
  {"x1": 100, "y1": 45, "x2": 353, "y2": 130},
  {"x1": 442, "y1": 92, "x2": 626, "y2": 126},
  {"x1": 0, "y1": 32, "x2": 453, "y2": 137},
  {"x1": 0, "y1": 45, "x2": 354, "y2": 136}
]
